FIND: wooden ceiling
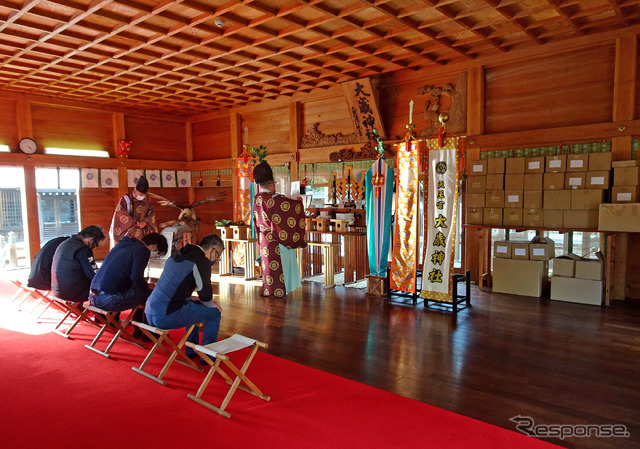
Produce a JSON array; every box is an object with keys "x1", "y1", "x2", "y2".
[{"x1": 1, "y1": 0, "x2": 639, "y2": 115}]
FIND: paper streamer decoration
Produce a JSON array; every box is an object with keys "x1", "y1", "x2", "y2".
[
  {"x1": 128, "y1": 169, "x2": 144, "y2": 188},
  {"x1": 390, "y1": 139, "x2": 420, "y2": 293},
  {"x1": 81, "y1": 169, "x2": 99, "y2": 188},
  {"x1": 177, "y1": 171, "x2": 191, "y2": 187},
  {"x1": 420, "y1": 137, "x2": 461, "y2": 303},
  {"x1": 145, "y1": 170, "x2": 161, "y2": 188},
  {"x1": 100, "y1": 169, "x2": 119, "y2": 188},
  {"x1": 162, "y1": 170, "x2": 177, "y2": 188},
  {"x1": 365, "y1": 158, "x2": 394, "y2": 277}
]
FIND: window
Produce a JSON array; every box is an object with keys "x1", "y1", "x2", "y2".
[
  {"x1": 45, "y1": 147, "x2": 110, "y2": 158},
  {"x1": 35, "y1": 168, "x2": 81, "y2": 245}
]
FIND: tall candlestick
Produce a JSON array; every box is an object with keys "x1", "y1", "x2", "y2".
[
  {"x1": 244, "y1": 127, "x2": 249, "y2": 146},
  {"x1": 409, "y1": 100, "x2": 414, "y2": 125}
]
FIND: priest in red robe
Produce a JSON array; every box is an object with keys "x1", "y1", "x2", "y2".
[
  {"x1": 253, "y1": 162, "x2": 307, "y2": 298},
  {"x1": 109, "y1": 175, "x2": 157, "y2": 246}
]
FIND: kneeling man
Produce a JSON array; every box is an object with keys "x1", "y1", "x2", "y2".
[{"x1": 144, "y1": 234, "x2": 223, "y2": 358}]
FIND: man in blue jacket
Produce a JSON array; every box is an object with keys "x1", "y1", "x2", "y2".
[
  {"x1": 51, "y1": 225, "x2": 106, "y2": 304},
  {"x1": 89, "y1": 233, "x2": 168, "y2": 313},
  {"x1": 145, "y1": 234, "x2": 224, "y2": 359}
]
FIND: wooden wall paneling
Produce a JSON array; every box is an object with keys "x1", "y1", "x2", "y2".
[
  {"x1": 22, "y1": 165, "x2": 40, "y2": 261},
  {"x1": 485, "y1": 45, "x2": 616, "y2": 134},
  {"x1": 241, "y1": 107, "x2": 290, "y2": 154},
  {"x1": 0, "y1": 98, "x2": 18, "y2": 148},
  {"x1": 124, "y1": 116, "x2": 187, "y2": 161},
  {"x1": 467, "y1": 67, "x2": 485, "y2": 136},
  {"x1": 79, "y1": 187, "x2": 118, "y2": 260},
  {"x1": 32, "y1": 105, "x2": 113, "y2": 153},
  {"x1": 151, "y1": 188, "x2": 191, "y2": 231},
  {"x1": 378, "y1": 72, "x2": 462, "y2": 140},
  {"x1": 192, "y1": 117, "x2": 231, "y2": 161},
  {"x1": 193, "y1": 187, "x2": 234, "y2": 238},
  {"x1": 301, "y1": 96, "x2": 354, "y2": 141}
]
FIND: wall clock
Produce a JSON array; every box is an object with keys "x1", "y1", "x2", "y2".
[{"x1": 18, "y1": 138, "x2": 38, "y2": 154}]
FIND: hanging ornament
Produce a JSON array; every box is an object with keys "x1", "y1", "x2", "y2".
[
  {"x1": 216, "y1": 172, "x2": 221, "y2": 186},
  {"x1": 117, "y1": 140, "x2": 132, "y2": 158}
]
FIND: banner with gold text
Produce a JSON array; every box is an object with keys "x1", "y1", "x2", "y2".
[{"x1": 420, "y1": 137, "x2": 461, "y2": 302}]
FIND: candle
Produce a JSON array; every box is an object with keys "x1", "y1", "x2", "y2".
[
  {"x1": 244, "y1": 127, "x2": 249, "y2": 146},
  {"x1": 409, "y1": 100, "x2": 414, "y2": 125}
]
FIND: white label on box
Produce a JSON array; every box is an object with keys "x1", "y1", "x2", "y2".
[
  {"x1": 568, "y1": 177, "x2": 582, "y2": 186},
  {"x1": 569, "y1": 159, "x2": 584, "y2": 168},
  {"x1": 532, "y1": 248, "x2": 545, "y2": 256},
  {"x1": 528, "y1": 161, "x2": 540, "y2": 170},
  {"x1": 549, "y1": 160, "x2": 562, "y2": 168},
  {"x1": 496, "y1": 246, "x2": 508, "y2": 254},
  {"x1": 473, "y1": 164, "x2": 483, "y2": 172},
  {"x1": 507, "y1": 195, "x2": 519, "y2": 203},
  {"x1": 590, "y1": 176, "x2": 604, "y2": 185},
  {"x1": 617, "y1": 192, "x2": 632, "y2": 201},
  {"x1": 514, "y1": 248, "x2": 526, "y2": 256}
]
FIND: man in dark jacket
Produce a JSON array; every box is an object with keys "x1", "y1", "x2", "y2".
[
  {"x1": 27, "y1": 236, "x2": 70, "y2": 290},
  {"x1": 89, "y1": 233, "x2": 168, "y2": 312},
  {"x1": 51, "y1": 225, "x2": 106, "y2": 303},
  {"x1": 145, "y1": 234, "x2": 223, "y2": 356}
]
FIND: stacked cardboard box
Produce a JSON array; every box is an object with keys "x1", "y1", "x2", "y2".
[
  {"x1": 550, "y1": 252, "x2": 603, "y2": 306},
  {"x1": 466, "y1": 153, "x2": 609, "y2": 229},
  {"x1": 492, "y1": 237, "x2": 554, "y2": 297},
  {"x1": 611, "y1": 160, "x2": 640, "y2": 203}
]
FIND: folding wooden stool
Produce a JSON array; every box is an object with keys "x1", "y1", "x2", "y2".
[
  {"x1": 8, "y1": 280, "x2": 32, "y2": 307},
  {"x1": 9, "y1": 281, "x2": 58, "y2": 318},
  {"x1": 131, "y1": 321, "x2": 203, "y2": 385},
  {"x1": 50, "y1": 296, "x2": 100, "y2": 338},
  {"x1": 186, "y1": 334, "x2": 270, "y2": 418},
  {"x1": 84, "y1": 304, "x2": 145, "y2": 358}
]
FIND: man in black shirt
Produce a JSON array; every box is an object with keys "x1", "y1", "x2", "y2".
[
  {"x1": 51, "y1": 225, "x2": 106, "y2": 304},
  {"x1": 27, "y1": 236, "x2": 69, "y2": 290}
]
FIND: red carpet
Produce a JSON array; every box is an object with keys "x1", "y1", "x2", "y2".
[{"x1": 0, "y1": 280, "x2": 559, "y2": 449}]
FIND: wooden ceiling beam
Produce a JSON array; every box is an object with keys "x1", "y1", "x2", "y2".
[
  {"x1": 545, "y1": 0, "x2": 585, "y2": 36},
  {"x1": 482, "y1": 0, "x2": 545, "y2": 45}
]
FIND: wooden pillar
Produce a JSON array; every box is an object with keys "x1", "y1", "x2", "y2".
[
  {"x1": 186, "y1": 121, "x2": 195, "y2": 204},
  {"x1": 23, "y1": 165, "x2": 40, "y2": 261},
  {"x1": 230, "y1": 113, "x2": 242, "y2": 219},
  {"x1": 609, "y1": 36, "x2": 637, "y2": 301},
  {"x1": 289, "y1": 102, "x2": 301, "y2": 182},
  {"x1": 16, "y1": 94, "x2": 33, "y2": 141},
  {"x1": 113, "y1": 113, "x2": 129, "y2": 199},
  {"x1": 463, "y1": 67, "x2": 485, "y2": 283}
]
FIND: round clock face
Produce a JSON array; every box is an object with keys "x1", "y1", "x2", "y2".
[{"x1": 19, "y1": 138, "x2": 37, "y2": 154}]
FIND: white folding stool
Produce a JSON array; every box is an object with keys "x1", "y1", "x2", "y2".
[{"x1": 186, "y1": 334, "x2": 270, "y2": 418}]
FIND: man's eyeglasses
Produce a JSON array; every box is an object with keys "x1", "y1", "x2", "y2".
[{"x1": 211, "y1": 249, "x2": 222, "y2": 264}]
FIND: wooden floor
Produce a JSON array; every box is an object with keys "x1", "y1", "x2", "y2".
[{"x1": 212, "y1": 278, "x2": 640, "y2": 449}]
